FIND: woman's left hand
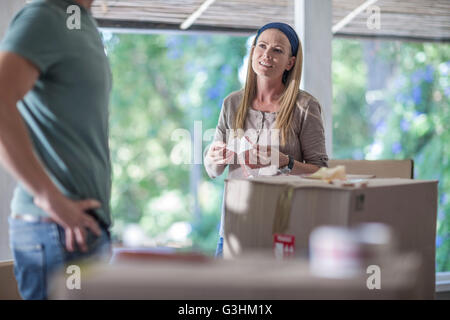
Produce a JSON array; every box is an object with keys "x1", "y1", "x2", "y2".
[{"x1": 240, "y1": 136, "x2": 286, "y2": 169}]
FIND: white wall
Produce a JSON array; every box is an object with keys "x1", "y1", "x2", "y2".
[
  {"x1": 295, "y1": 0, "x2": 333, "y2": 158},
  {"x1": 0, "y1": 0, "x2": 27, "y2": 261}
]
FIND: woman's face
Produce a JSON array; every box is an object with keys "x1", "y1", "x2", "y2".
[{"x1": 251, "y1": 28, "x2": 296, "y2": 81}]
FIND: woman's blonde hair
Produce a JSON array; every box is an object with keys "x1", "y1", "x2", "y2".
[{"x1": 233, "y1": 31, "x2": 303, "y2": 146}]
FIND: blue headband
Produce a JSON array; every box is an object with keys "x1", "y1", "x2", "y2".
[{"x1": 255, "y1": 22, "x2": 299, "y2": 57}]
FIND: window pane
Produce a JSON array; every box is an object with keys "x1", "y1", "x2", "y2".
[
  {"x1": 332, "y1": 38, "x2": 450, "y2": 271},
  {"x1": 103, "y1": 32, "x2": 247, "y2": 255}
]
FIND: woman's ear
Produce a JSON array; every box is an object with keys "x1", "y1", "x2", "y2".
[{"x1": 286, "y1": 56, "x2": 296, "y2": 71}]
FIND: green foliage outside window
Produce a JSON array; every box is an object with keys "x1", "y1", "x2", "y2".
[
  {"x1": 103, "y1": 32, "x2": 450, "y2": 270},
  {"x1": 104, "y1": 33, "x2": 247, "y2": 254},
  {"x1": 333, "y1": 39, "x2": 450, "y2": 271}
]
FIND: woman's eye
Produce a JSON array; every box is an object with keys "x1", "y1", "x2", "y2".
[
  {"x1": 274, "y1": 48, "x2": 282, "y2": 53},
  {"x1": 258, "y1": 44, "x2": 266, "y2": 49}
]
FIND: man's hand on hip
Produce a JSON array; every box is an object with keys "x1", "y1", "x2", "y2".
[{"x1": 34, "y1": 193, "x2": 102, "y2": 253}]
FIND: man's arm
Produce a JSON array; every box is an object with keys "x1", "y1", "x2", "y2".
[{"x1": 0, "y1": 51, "x2": 101, "y2": 252}]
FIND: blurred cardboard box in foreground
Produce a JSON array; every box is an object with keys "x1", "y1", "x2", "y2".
[{"x1": 50, "y1": 252, "x2": 420, "y2": 300}]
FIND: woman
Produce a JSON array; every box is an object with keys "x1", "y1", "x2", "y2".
[{"x1": 204, "y1": 22, "x2": 329, "y2": 256}]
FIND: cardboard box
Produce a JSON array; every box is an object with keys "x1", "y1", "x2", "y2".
[
  {"x1": 49, "y1": 253, "x2": 420, "y2": 299},
  {"x1": 223, "y1": 176, "x2": 438, "y2": 299},
  {"x1": 0, "y1": 260, "x2": 21, "y2": 300},
  {"x1": 327, "y1": 159, "x2": 414, "y2": 178}
]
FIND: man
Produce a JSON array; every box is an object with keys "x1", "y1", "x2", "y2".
[{"x1": 0, "y1": 0, "x2": 112, "y2": 299}]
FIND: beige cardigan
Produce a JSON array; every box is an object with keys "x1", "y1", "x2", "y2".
[{"x1": 204, "y1": 89, "x2": 329, "y2": 179}]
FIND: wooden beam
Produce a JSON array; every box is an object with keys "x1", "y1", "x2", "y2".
[
  {"x1": 180, "y1": 0, "x2": 216, "y2": 30},
  {"x1": 332, "y1": 0, "x2": 379, "y2": 34},
  {"x1": 335, "y1": 32, "x2": 450, "y2": 43},
  {"x1": 97, "y1": 19, "x2": 255, "y2": 36}
]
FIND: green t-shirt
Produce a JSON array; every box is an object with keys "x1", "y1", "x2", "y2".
[{"x1": 0, "y1": 0, "x2": 112, "y2": 226}]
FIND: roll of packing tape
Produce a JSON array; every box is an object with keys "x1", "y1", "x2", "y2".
[
  {"x1": 309, "y1": 226, "x2": 361, "y2": 278},
  {"x1": 354, "y1": 223, "x2": 394, "y2": 268}
]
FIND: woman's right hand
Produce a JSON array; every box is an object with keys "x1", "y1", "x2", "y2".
[{"x1": 206, "y1": 140, "x2": 235, "y2": 165}]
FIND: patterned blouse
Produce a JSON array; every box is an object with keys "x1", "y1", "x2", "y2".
[{"x1": 204, "y1": 89, "x2": 329, "y2": 179}]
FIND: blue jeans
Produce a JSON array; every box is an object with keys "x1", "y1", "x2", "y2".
[
  {"x1": 215, "y1": 236, "x2": 223, "y2": 258},
  {"x1": 8, "y1": 217, "x2": 111, "y2": 300},
  {"x1": 215, "y1": 190, "x2": 225, "y2": 258}
]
